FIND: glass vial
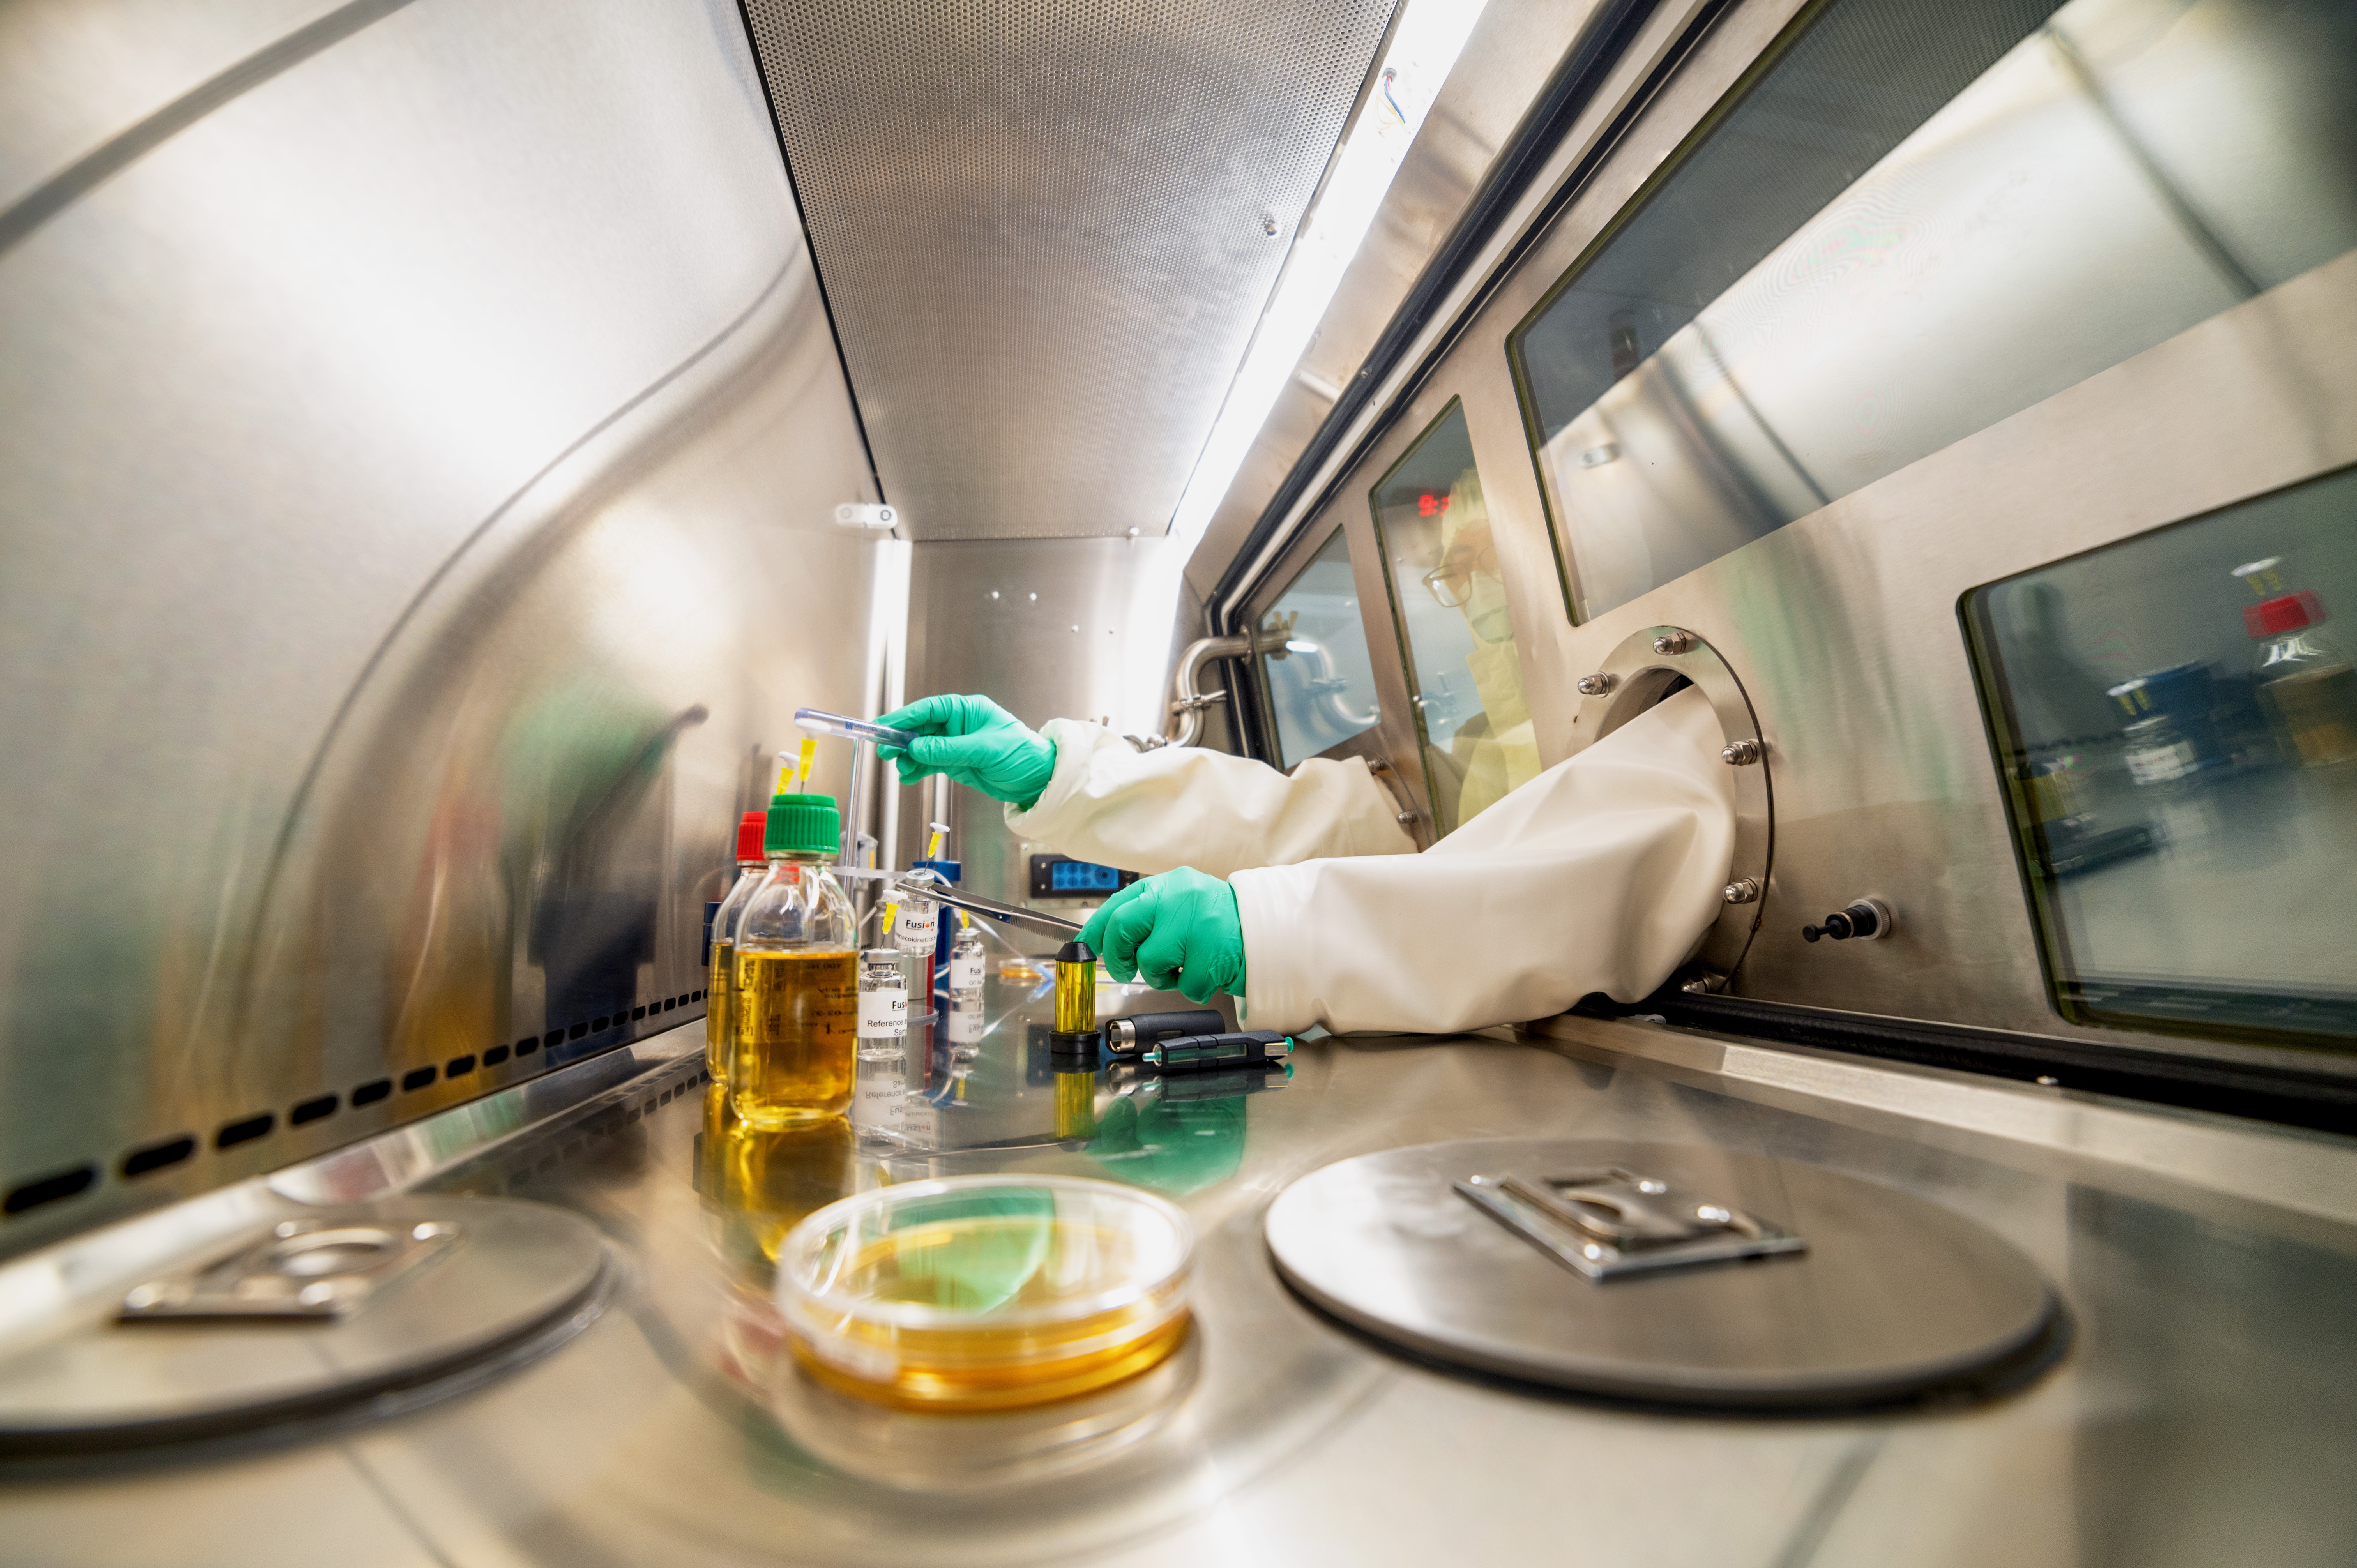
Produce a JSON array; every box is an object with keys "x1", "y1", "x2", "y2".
[
  {"x1": 851, "y1": 949, "x2": 909, "y2": 1139},
  {"x1": 946, "y1": 918, "x2": 986, "y2": 1051}
]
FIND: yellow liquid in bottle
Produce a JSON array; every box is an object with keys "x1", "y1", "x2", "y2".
[
  {"x1": 705, "y1": 937, "x2": 735, "y2": 1079},
  {"x1": 732, "y1": 948, "x2": 857, "y2": 1127},
  {"x1": 2262, "y1": 664, "x2": 2357, "y2": 766}
]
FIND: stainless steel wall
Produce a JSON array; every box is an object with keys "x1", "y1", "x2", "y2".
[
  {"x1": 1218, "y1": 0, "x2": 2357, "y2": 1076},
  {"x1": 0, "y1": 0, "x2": 882, "y2": 1252}
]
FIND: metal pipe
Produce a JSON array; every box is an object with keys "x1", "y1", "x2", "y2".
[{"x1": 1155, "y1": 633, "x2": 1251, "y2": 749}]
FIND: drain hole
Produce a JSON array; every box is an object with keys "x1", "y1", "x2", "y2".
[
  {"x1": 352, "y1": 1079, "x2": 392, "y2": 1107},
  {"x1": 401, "y1": 1068, "x2": 437, "y2": 1092},
  {"x1": 484, "y1": 1045, "x2": 511, "y2": 1067},
  {"x1": 593, "y1": 1016, "x2": 610, "y2": 1031},
  {"x1": 290, "y1": 1096, "x2": 338, "y2": 1126},
  {"x1": 216, "y1": 1114, "x2": 274, "y2": 1150},
  {"x1": 633, "y1": 1005, "x2": 647, "y2": 1019},
  {"x1": 4, "y1": 1165, "x2": 96, "y2": 1215},
  {"x1": 121, "y1": 1137, "x2": 196, "y2": 1177},
  {"x1": 446, "y1": 1054, "x2": 476, "y2": 1078},
  {"x1": 567, "y1": 1023, "x2": 588, "y2": 1041}
]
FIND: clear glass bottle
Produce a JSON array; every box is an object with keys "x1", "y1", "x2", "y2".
[
  {"x1": 731, "y1": 794, "x2": 857, "y2": 1128},
  {"x1": 945, "y1": 916, "x2": 986, "y2": 1051},
  {"x1": 705, "y1": 811, "x2": 769, "y2": 1081}
]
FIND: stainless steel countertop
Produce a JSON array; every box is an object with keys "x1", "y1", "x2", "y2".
[{"x1": 6, "y1": 996, "x2": 2356, "y2": 1567}]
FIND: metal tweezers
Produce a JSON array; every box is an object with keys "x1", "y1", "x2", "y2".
[{"x1": 884, "y1": 876, "x2": 1083, "y2": 937}]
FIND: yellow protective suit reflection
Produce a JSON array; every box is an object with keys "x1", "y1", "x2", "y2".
[{"x1": 1426, "y1": 465, "x2": 1542, "y2": 827}]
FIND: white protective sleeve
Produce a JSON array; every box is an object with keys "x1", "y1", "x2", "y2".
[
  {"x1": 1230, "y1": 687, "x2": 1737, "y2": 1036},
  {"x1": 1004, "y1": 719, "x2": 1416, "y2": 879}
]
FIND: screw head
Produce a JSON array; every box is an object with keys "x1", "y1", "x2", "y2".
[
  {"x1": 1721, "y1": 739, "x2": 1761, "y2": 766},
  {"x1": 1652, "y1": 630, "x2": 1694, "y2": 655},
  {"x1": 1723, "y1": 878, "x2": 1761, "y2": 904},
  {"x1": 1575, "y1": 673, "x2": 1615, "y2": 696}
]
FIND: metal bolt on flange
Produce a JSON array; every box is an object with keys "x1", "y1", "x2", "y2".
[
  {"x1": 1575, "y1": 673, "x2": 1615, "y2": 696},
  {"x1": 1652, "y1": 631, "x2": 1694, "y2": 655},
  {"x1": 1721, "y1": 739, "x2": 1762, "y2": 766},
  {"x1": 1723, "y1": 878, "x2": 1762, "y2": 905}
]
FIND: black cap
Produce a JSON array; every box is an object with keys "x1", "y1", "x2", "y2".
[{"x1": 1048, "y1": 1030, "x2": 1100, "y2": 1068}]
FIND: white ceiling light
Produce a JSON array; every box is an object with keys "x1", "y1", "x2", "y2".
[{"x1": 1166, "y1": 0, "x2": 1491, "y2": 555}]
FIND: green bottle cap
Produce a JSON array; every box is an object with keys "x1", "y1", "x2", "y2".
[{"x1": 764, "y1": 793, "x2": 840, "y2": 857}]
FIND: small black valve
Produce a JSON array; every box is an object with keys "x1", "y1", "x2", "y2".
[{"x1": 1802, "y1": 899, "x2": 1893, "y2": 943}]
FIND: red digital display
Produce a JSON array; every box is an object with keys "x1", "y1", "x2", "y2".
[{"x1": 1417, "y1": 493, "x2": 1452, "y2": 517}]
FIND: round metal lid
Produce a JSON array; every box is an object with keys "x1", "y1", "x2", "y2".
[
  {"x1": 1266, "y1": 1139, "x2": 2063, "y2": 1409},
  {"x1": 0, "y1": 1197, "x2": 611, "y2": 1455}
]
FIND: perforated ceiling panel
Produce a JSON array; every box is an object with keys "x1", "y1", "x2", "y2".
[{"x1": 740, "y1": 0, "x2": 1399, "y2": 539}]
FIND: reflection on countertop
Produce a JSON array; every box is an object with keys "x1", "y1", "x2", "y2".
[{"x1": 4, "y1": 1009, "x2": 2355, "y2": 1566}]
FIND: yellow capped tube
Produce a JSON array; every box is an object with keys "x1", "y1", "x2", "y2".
[{"x1": 1053, "y1": 941, "x2": 1097, "y2": 1036}]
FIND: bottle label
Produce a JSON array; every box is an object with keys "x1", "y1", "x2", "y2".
[
  {"x1": 2126, "y1": 739, "x2": 2196, "y2": 785},
  {"x1": 947, "y1": 1001, "x2": 983, "y2": 1045},
  {"x1": 851, "y1": 1069, "x2": 905, "y2": 1135},
  {"x1": 894, "y1": 898, "x2": 939, "y2": 953},
  {"x1": 859, "y1": 989, "x2": 906, "y2": 1037},
  {"x1": 949, "y1": 953, "x2": 984, "y2": 994}
]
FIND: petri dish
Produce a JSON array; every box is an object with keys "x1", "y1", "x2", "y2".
[{"x1": 776, "y1": 1175, "x2": 1194, "y2": 1412}]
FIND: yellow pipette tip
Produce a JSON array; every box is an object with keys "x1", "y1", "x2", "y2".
[{"x1": 795, "y1": 736, "x2": 817, "y2": 791}]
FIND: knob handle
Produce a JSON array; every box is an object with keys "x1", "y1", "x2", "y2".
[{"x1": 1802, "y1": 898, "x2": 1893, "y2": 944}]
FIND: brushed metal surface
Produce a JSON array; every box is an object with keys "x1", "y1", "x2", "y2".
[
  {"x1": 0, "y1": 0, "x2": 885, "y2": 1252},
  {"x1": 2, "y1": 1022, "x2": 2352, "y2": 1563},
  {"x1": 1267, "y1": 1137, "x2": 2058, "y2": 1405},
  {"x1": 1182, "y1": 0, "x2": 1616, "y2": 597},
  {"x1": 0, "y1": 1197, "x2": 609, "y2": 1451},
  {"x1": 737, "y1": 0, "x2": 1399, "y2": 540},
  {"x1": 1215, "y1": 0, "x2": 2357, "y2": 1076}
]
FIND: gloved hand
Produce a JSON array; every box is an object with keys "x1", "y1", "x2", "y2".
[
  {"x1": 876, "y1": 694, "x2": 1058, "y2": 808},
  {"x1": 1079, "y1": 867, "x2": 1247, "y2": 1004}
]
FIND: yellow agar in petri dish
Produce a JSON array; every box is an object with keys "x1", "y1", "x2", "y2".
[{"x1": 776, "y1": 1176, "x2": 1194, "y2": 1412}]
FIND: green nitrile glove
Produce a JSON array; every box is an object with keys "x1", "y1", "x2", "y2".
[
  {"x1": 876, "y1": 694, "x2": 1058, "y2": 809},
  {"x1": 1079, "y1": 867, "x2": 1246, "y2": 1005}
]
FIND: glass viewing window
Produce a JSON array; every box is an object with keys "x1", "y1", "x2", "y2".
[
  {"x1": 1963, "y1": 466, "x2": 2357, "y2": 1051},
  {"x1": 1369, "y1": 400, "x2": 1537, "y2": 837},
  {"x1": 1509, "y1": 0, "x2": 2357, "y2": 623},
  {"x1": 1253, "y1": 527, "x2": 1381, "y2": 769}
]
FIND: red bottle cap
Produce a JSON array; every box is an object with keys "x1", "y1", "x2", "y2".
[
  {"x1": 2244, "y1": 590, "x2": 2326, "y2": 638},
  {"x1": 734, "y1": 810, "x2": 767, "y2": 862}
]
